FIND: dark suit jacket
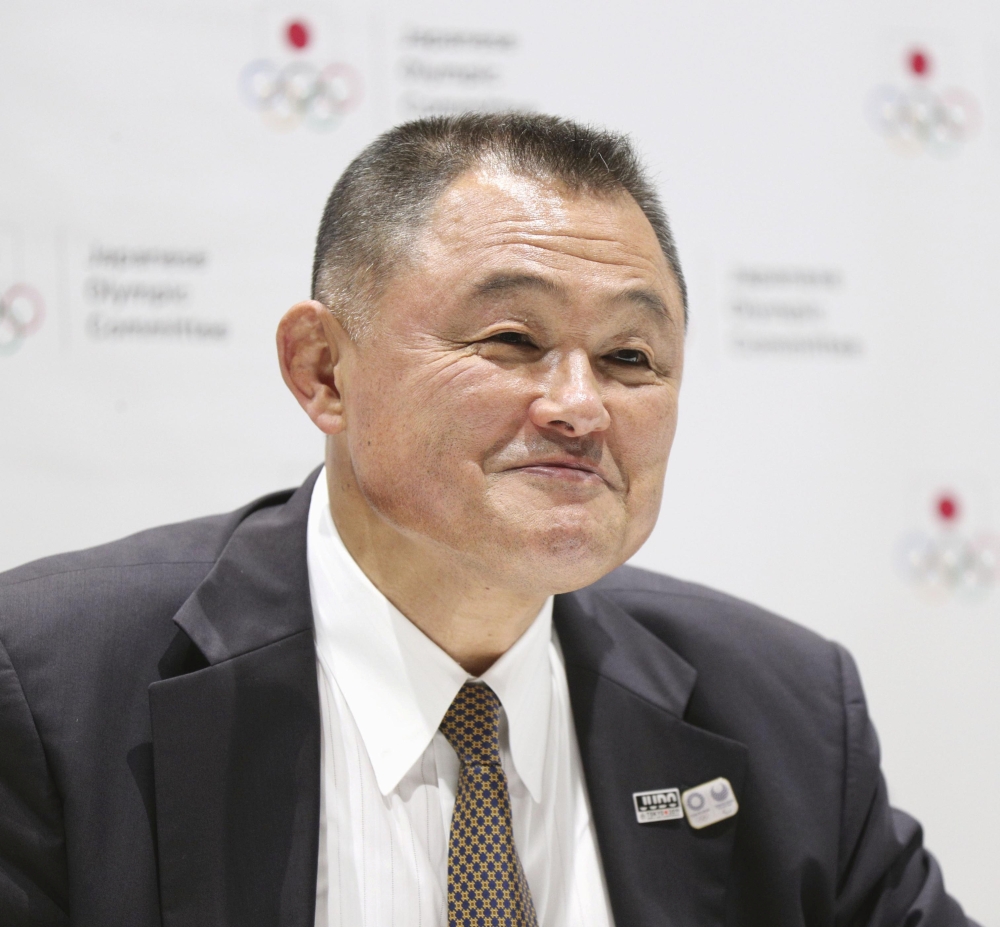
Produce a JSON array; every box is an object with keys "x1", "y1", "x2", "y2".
[{"x1": 0, "y1": 469, "x2": 974, "y2": 927}]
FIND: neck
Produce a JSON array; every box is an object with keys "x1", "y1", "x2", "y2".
[{"x1": 324, "y1": 451, "x2": 547, "y2": 677}]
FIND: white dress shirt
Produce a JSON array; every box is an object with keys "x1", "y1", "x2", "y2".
[{"x1": 306, "y1": 470, "x2": 616, "y2": 927}]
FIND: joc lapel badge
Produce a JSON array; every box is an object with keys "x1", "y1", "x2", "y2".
[
  {"x1": 681, "y1": 777, "x2": 738, "y2": 829},
  {"x1": 633, "y1": 777, "x2": 738, "y2": 829}
]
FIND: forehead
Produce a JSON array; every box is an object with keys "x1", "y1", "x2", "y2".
[{"x1": 411, "y1": 169, "x2": 681, "y2": 318}]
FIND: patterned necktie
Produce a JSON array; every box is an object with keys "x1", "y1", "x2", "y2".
[{"x1": 439, "y1": 682, "x2": 539, "y2": 927}]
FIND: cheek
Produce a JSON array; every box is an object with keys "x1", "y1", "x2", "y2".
[
  {"x1": 411, "y1": 358, "x2": 535, "y2": 451},
  {"x1": 346, "y1": 357, "x2": 531, "y2": 509},
  {"x1": 615, "y1": 390, "x2": 679, "y2": 493}
]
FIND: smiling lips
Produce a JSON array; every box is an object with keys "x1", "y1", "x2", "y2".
[{"x1": 510, "y1": 458, "x2": 609, "y2": 486}]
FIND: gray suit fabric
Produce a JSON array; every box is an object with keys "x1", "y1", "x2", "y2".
[{"x1": 0, "y1": 469, "x2": 974, "y2": 926}]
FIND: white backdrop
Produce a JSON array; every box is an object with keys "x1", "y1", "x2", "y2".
[{"x1": 1, "y1": 0, "x2": 997, "y2": 920}]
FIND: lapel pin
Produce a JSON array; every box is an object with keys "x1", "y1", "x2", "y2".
[
  {"x1": 632, "y1": 787, "x2": 684, "y2": 824},
  {"x1": 681, "y1": 777, "x2": 739, "y2": 829}
]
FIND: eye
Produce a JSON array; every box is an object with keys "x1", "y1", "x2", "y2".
[
  {"x1": 608, "y1": 348, "x2": 650, "y2": 366},
  {"x1": 486, "y1": 331, "x2": 535, "y2": 347}
]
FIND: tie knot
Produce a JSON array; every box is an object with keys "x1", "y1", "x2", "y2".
[{"x1": 440, "y1": 682, "x2": 503, "y2": 766}]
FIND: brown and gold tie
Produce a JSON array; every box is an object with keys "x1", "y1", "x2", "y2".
[{"x1": 439, "y1": 682, "x2": 539, "y2": 927}]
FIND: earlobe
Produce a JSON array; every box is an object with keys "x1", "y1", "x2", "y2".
[{"x1": 276, "y1": 300, "x2": 348, "y2": 435}]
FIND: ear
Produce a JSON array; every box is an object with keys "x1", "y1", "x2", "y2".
[{"x1": 276, "y1": 300, "x2": 351, "y2": 435}]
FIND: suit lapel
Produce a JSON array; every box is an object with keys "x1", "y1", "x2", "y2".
[
  {"x1": 148, "y1": 465, "x2": 745, "y2": 927},
  {"x1": 555, "y1": 588, "x2": 748, "y2": 927},
  {"x1": 150, "y1": 470, "x2": 322, "y2": 927}
]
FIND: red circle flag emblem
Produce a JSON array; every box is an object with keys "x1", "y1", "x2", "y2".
[
  {"x1": 286, "y1": 20, "x2": 310, "y2": 51},
  {"x1": 908, "y1": 48, "x2": 930, "y2": 77}
]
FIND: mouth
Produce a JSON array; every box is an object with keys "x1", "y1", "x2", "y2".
[{"x1": 508, "y1": 458, "x2": 610, "y2": 486}]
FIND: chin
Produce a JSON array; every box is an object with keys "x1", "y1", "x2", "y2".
[
  {"x1": 513, "y1": 521, "x2": 632, "y2": 594},
  {"x1": 526, "y1": 550, "x2": 622, "y2": 595}
]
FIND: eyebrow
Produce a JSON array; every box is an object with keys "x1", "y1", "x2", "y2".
[
  {"x1": 610, "y1": 287, "x2": 670, "y2": 320},
  {"x1": 472, "y1": 272, "x2": 559, "y2": 297},
  {"x1": 472, "y1": 271, "x2": 672, "y2": 322}
]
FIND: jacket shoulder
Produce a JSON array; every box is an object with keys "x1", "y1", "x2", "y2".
[
  {"x1": 591, "y1": 563, "x2": 833, "y2": 648},
  {"x1": 586, "y1": 563, "x2": 844, "y2": 697},
  {"x1": 0, "y1": 487, "x2": 297, "y2": 655},
  {"x1": 0, "y1": 487, "x2": 295, "y2": 590}
]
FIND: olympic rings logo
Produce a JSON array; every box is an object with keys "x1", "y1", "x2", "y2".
[
  {"x1": 896, "y1": 531, "x2": 999, "y2": 601},
  {"x1": 239, "y1": 59, "x2": 364, "y2": 131},
  {"x1": 0, "y1": 284, "x2": 45, "y2": 357},
  {"x1": 686, "y1": 793, "x2": 705, "y2": 811},
  {"x1": 867, "y1": 85, "x2": 980, "y2": 156}
]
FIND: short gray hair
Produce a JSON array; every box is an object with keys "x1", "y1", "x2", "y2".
[{"x1": 311, "y1": 112, "x2": 686, "y2": 336}]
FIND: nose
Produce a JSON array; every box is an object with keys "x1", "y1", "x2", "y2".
[{"x1": 528, "y1": 349, "x2": 611, "y2": 438}]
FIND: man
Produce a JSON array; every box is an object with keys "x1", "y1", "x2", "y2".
[{"x1": 0, "y1": 114, "x2": 974, "y2": 926}]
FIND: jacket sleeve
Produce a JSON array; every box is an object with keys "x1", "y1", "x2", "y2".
[
  {"x1": 833, "y1": 644, "x2": 976, "y2": 927},
  {"x1": 0, "y1": 635, "x2": 69, "y2": 927}
]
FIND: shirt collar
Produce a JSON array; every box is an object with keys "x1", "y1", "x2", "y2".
[{"x1": 307, "y1": 469, "x2": 552, "y2": 801}]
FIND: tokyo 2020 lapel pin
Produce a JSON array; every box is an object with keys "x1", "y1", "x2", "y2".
[
  {"x1": 681, "y1": 777, "x2": 739, "y2": 829},
  {"x1": 632, "y1": 787, "x2": 684, "y2": 823}
]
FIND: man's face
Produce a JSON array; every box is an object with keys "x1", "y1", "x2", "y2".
[{"x1": 334, "y1": 169, "x2": 685, "y2": 595}]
